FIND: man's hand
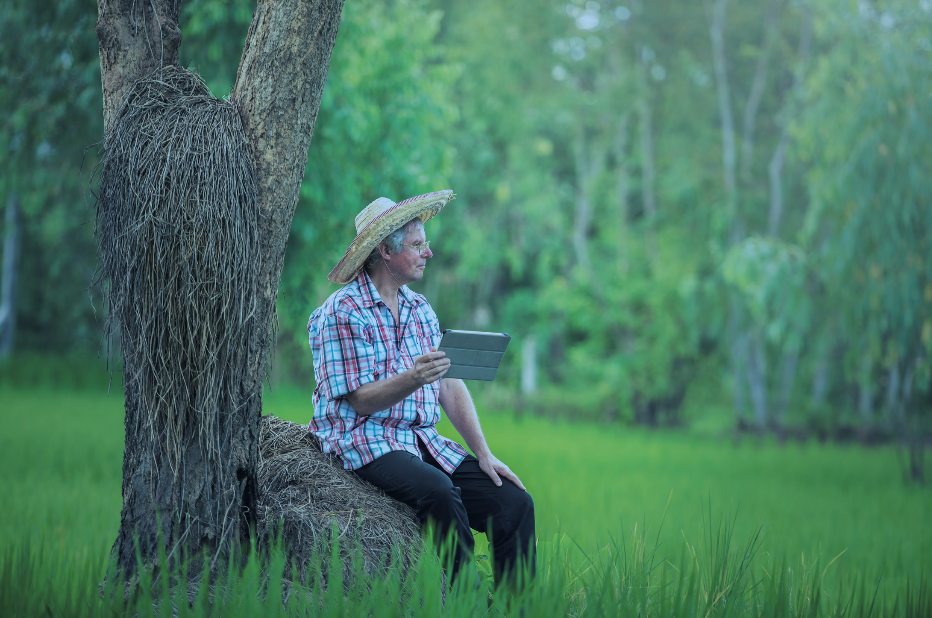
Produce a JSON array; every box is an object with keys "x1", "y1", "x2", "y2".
[
  {"x1": 478, "y1": 453, "x2": 526, "y2": 491},
  {"x1": 411, "y1": 349, "x2": 450, "y2": 385}
]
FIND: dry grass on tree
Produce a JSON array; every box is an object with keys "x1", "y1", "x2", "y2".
[
  {"x1": 92, "y1": 66, "x2": 260, "y2": 478},
  {"x1": 258, "y1": 415, "x2": 422, "y2": 585}
]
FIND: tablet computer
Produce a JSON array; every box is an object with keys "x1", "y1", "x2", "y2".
[{"x1": 438, "y1": 329, "x2": 511, "y2": 381}]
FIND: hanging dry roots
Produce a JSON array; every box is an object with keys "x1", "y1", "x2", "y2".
[
  {"x1": 92, "y1": 65, "x2": 260, "y2": 477},
  {"x1": 258, "y1": 416, "x2": 423, "y2": 589}
]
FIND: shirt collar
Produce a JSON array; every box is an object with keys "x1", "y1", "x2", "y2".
[{"x1": 356, "y1": 268, "x2": 416, "y2": 308}]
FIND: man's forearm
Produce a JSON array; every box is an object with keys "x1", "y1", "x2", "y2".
[
  {"x1": 346, "y1": 370, "x2": 420, "y2": 416},
  {"x1": 345, "y1": 350, "x2": 450, "y2": 416},
  {"x1": 439, "y1": 378, "x2": 492, "y2": 459}
]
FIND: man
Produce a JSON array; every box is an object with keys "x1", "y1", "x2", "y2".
[{"x1": 307, "y1": 191, "x2": 535, "y2": 584}]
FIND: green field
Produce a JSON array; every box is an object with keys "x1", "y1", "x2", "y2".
[{"x1": 1, "y1": 386, "x2": 930, "y2": 616}]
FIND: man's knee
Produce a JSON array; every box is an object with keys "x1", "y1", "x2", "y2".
[
  {"x1": 418, "y1": 475, "x2": 462, "y2": 512},
  {"x1": 504, "y1": 487, "x2": 534, "y2": 524}
]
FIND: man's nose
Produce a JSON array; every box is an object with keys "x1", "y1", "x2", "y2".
[{"x1": 423, "y1": 246, "x2": 433, "y2": 258}]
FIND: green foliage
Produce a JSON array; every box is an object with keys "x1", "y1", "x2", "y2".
[
  {"x1": 0, "y1": 0, "x2": 103, "y2": 352},
  {"x1": 723, "y1": 237, "x2": 811, "y2": 351},
  {"x1": 3, "y1": 0, "x2": 930, "y2": 433},
  {"x1": 797, "y1": 0, "x2": 932, "y2": 395}
]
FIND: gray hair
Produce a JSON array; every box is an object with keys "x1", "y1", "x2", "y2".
[{"x1": 364, "y1": 217, "x2": 423, "y2": 270}]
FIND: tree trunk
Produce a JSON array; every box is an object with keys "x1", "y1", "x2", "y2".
[
  {"x1": 521, "y1": 336, "x2": 538, "y2": 396},
  {"x1": 572, "y1": 121, "x2": 594, "y2": 277},
  {"x1": 745, "y1": 331, "x2": 768, "y2": 429},
  {"x1": 96, "y1": 0, "x2": 184, "y2": 134},
  {"x1": 774, "y1": 349, "x2": 798, "y2": 430},
  {"x1": 857, "y1": 353, "x2": 874, "y2": 429},
  {"x1": 767, "y1": 4, "x2": 811, "y2": 237},
  {"x1": 97, "y1": 0, "x2": 344, "y2": 579},
  {"x1": 636, "y1": 48, "x2": 657, "y2": 263},
  {"x1": 615, "y1": 113, "x2": 630, "y2": 276},
  {"x1": 710, "y1": 0, "x2": 748, "y2": 427},
  {"x1": 0, "y1": 192, "x2": 21, "y2": 358},
  {"x1": 740, "y1": 0, "x2": 780, "y2": 183}
]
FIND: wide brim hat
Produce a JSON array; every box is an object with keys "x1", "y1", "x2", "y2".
[{"x1": 328, "y1": 190, "x2": 455, "y2": 284}]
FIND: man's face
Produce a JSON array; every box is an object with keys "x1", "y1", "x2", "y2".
[{"x1": 385, "y1": 222, "x2": 432, "y2": 284}]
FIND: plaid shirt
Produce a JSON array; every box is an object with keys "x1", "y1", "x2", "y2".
[{"x1": 307, "y1": 269, "x2": 469, "y2": 473}]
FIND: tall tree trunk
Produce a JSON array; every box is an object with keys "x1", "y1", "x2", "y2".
[
  {"x1": 740, "y1": 0, "x2": 780, "y2": 183},
  {"x1": 97, "y1": 0, "x2": 344, "y2": 578},
  {"x1": 615, "y1": 114, "x2": 630, "y2": 276},
  {"x1": 774, "y1": 348, "x2": 798, "y2": 430},
  {"x1": 572, "y1": 121, "x2": 594, "y2": 277},
  {"x1": 767, "y1": 4, "x2": 811, "y2": 237},
  {"x1": 710, "y1": 0, "x2": 747, "y2": 425},
  {"x1": 857, "y1": 353, "x2": 874, "y2": 429},
  {"x1": 636, "y1": 49, "x2": 657, "y2": 263},
  {"x1": 709, "y1": 0, "x2": 737, "y2": 229},
  {"x1": 0, "y1": 192, "x2": 21, "y2": 358},
  {"x1": 745, "y1": 331, "x2": 768, "y2": 429},
  {"x1": 96, "y1": 0, "x2": 184, "y2": 134},
  {"x1": 884, "y1": 359, "x2": 902, "y2": 429},
  {"x1": 811, "y1": 346, "x2": 829, "y2": 409},
  {"x1": 521, "y1": 335, "x2": 537, "y2": 396},
  {"x1": 573, "y1": 118, "x2": 608, "y2": 303}
]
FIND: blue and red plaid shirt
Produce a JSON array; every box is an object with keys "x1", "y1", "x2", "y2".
[{"x1": 307, "y1": 269, "x2": 469, "y2": 473}]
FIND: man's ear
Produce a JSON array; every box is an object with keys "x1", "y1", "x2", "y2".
[{"x1": 378, "y1": 241, "x2": 391, "y2": 261}]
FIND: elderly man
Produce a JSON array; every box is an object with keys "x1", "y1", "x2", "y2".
[{"x1": 307, "y1": 191, "x2": 535, "y2": 583}]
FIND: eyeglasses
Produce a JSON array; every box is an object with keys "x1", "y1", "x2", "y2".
[{"x1": 401, "y1": 240, "x2": 431, "y2": 255}]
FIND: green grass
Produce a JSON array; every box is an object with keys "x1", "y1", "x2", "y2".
[{"x1": 1, "y1": 385, "x2": 930, "y2": 616}]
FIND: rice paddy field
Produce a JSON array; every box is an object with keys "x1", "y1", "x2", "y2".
[{"x1": 1, "y1": 380, "x2": 930, "y2": 616}]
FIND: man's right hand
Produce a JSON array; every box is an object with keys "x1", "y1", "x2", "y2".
[{"x1": 411, "y1": 349, "x2": 450, "y2": 385}]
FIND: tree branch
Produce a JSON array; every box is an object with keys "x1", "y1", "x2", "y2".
[
  {"x1": 231, "y1": 0, "x2": 345, "y2": 388},
  {"x1": 96, "y1": 0, "x2": 183, "y2": 132}
]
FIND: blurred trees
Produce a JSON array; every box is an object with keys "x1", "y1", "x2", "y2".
[
  {"x1": 0, "y1": 0, "x2": 102, "y2": 353},
  {"x1": 2, "y1": 0, "x2": 929, "y2": 456}
]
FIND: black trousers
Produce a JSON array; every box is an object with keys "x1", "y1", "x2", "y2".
[{"x1": 353, "y1": 442, "x2": 536, "y2": 584}]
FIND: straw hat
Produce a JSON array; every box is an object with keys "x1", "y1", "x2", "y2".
[{"x1": 328, "y1": 190, "x2": 455, "y2": 284}]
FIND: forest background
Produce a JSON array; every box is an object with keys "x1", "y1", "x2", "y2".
[{"x1": 1, "y1": 0, "x2": 930, "y2": 467}]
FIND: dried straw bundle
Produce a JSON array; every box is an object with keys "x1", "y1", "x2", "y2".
[
  {"x1": 257, "y1": 415, "x2": 422, "y2": 585},
  {"x1": 93, "y1": 66, "x2": 260, "y2": 475}
]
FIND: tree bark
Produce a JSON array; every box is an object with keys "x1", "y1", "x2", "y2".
[
  {"x1": 857, "y1": 353, "x2": 874, "y2": 428},
  {"x1": 0, "y1": 192, "x2": 21, "y2": 358},
  {"x1": 572, "y1": 120, "x2": 594, "y2": 278},
  {"x1": 745, "y1": 331, "x2": 768, "y2": 429},
  {"x1": 710, "y1": 0, "x2": 749, "y2": 426},
  {"x1": 615, "y1": 113, "x2": 630, "y2": 276},
  {"x1": 774, "y1": 349, "x2": 798, "y2": 430},
  {"x1": 636, "y1": 48, "x2": 657, "y2": 263},
  {"x1": 767, "y1": 4, "x2": 811, "y2": 236},
  {"x1": 709, "y1": 0, "x2": 737, "y2": 226},
  {"x1": 740, "y1": 0, "x2": 780, "y2": 183},
  {"x1": 97, "y1": 0, "x2": 344, "y2": 578},
  {"x1": 96, "y1": 0, "x2": 184, "y2": 133}
]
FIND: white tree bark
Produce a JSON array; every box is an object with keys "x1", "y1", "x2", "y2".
[
  {"x1": 615, "y1": 114, "x2": 631, "y2": 275},
  {"x1": 740, "y1": 0, "x2": 781, "y2": 182},
  {"x1": 521, "y1": 335, "x2": 538, "y2": 396},
  {"x1": 636, "y1": 49, "x2": 657, "y2": 262},
  {"x1": 0, "y1": 192, "x2": 21, "y2": 358},
  {"x1": 767, "y1": 4, "x2": 811, "y2": 236}
]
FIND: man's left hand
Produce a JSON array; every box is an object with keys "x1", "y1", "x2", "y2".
[{"x1": 478, "y1": 454, "x2": 526, "y2": 491}]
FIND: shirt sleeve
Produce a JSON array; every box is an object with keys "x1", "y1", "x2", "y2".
[{"x1": 316, "y1": 303, "x2": 379, "y2": 402}]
